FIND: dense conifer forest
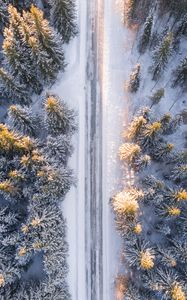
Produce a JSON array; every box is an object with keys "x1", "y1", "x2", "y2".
[
  {"x1": 0, "y1": 1, "x2": 77, "y2": 298},
  {"x1": 113, "y1": 1, "x2": 187, "y2": 299}
]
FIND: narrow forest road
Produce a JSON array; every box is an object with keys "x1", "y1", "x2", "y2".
[
  {"x1": 85, "y1": 0, "x2": 104, "y2": 299},
  {"x1": 83, "y1": 0, "x2": 136, "y2": 298}
]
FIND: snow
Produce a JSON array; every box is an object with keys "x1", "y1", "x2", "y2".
[
  {"x1": 48, "y1": 0, "x2": 187, "y2": 299},
  {"x1": 102, "y1": 0, "x2": 137, "y2": 299},
  {"x1": 49, "y1": 0, "x2": 87, "y2": 299}
]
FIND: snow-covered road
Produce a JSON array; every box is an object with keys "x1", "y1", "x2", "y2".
[{"x1": 54, "y1": 0, "x2": 136, "y2": 299}]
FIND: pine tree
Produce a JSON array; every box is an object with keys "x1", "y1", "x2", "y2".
[
  {"x1": 35, "y1": 165, "x2": 73, "y2": 201},
  {"x1": 148, "y1": 268, "x2": 186, "y2": 300},
  {"x1": 0, "y1": 262, "x2": 20, "y2": 289},
  {"x1": 44, "y1": 134, "x2": 73, "y2": 165},
  {"x1": 119, "y1": 143, "x2": 141, "y2": 164},
  {"x1": 3, "y1": 7, "x2": 42, "y2": 95},
  {"x1": 127, "y1": 64, "x2": 141, "y2": 93},
  {"x1": 124, "y1": 0, "x2": 137, "y2": 27},
  {"x1": 139, "y1": 121, "x2": 162, "y2": 149},
  {"x1": 115, "y1": 213, "x2": 142, "y2": 237},
  {"x1": 134, "y1": 154, "x2": 151, "y2": 171},
  {"x1": 161, "y1": 115, "x2": 183, "y2": 135},
  {"x1": 8, "y1": 105, "x2": 36, "y2": 136},
  {"x1": 0, "y1": 1, "x2": 8, "y2": 34},
  {"x1": 172, "y1": 150, "x2": 187, "y2": 164},
  {"x1": 170, "y1": 165, "x2": 187, "y2": 182},
  {"x1": 173, "y1": 14, "x2": 187, "y2": 51},
  {"x1": 123, "y1": 115, "x2": 147, "y2": 141},
  {"x1": 172, "y1": 57, "x2": 187, "y2": 88},
  {"x1": 156, "y1": 202, "x2": 181, "y2": 219},
  {"x1": 28, "y1": 5, "x2": 66, "y2": 82},
  {"x1": 124, "y1": 282, "x2": 142, "y2": 300},
  {"x1": 124, "y1": 239, "x2": 155, "y2": 270},
  {"x1": 150, "y1": 88, "x2": 165, "y2": 108},
  {"x1": 170, "y1": 239, "x2": 187, "y2": 264},
  {"x1": 44, "y1": 95, "x2": 76, "y2": 136},
  {"x1": 0, "y1": 68, "x2": 31, "y2": 104},
  {"x1": 157, "y1": 248, "x2": 177, "y2": 268},
  {"x1": 152, "y1": 142, "x2": 174, "y2": 161},
  {"x1": 112, "y1": 188, "x2": 143, "y2": 216},
  {"x1": 151, "y1": 32, "x2": 173, "y2": 80},
  {"x1": 139, "y1": 14, "x2": 153, "y2": 54},
  {"x1": 49, "y1": 0, "x2": 77, "y2": 43}
]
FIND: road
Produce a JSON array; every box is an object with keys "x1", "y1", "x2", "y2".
[{"x1": 85, "y1": 0, "x2": 104, "y2": 299}]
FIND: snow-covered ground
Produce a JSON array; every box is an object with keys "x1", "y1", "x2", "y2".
[
  {"x1": 50, "y1": 0, "x2": 87, "y2": 298},
  {"x1": 51, "y1": 0, "x2": 137, "y2": 299},
  {"x1": 102, "y1": 0, "x2": 137, "y2": 299},
  {"x1": 48, "y1": 0, "x2": 187, "y2": 299}
]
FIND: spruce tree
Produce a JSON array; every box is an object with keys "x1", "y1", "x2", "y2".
[
  {"x1": 119, "y1": 143, "x2": 141, "y2": 164},
  {"x1": 44, "y1": 134, "x2": 73, "y2": 165},
  {"x1": 28, "y1": 5, "x2": 66, "y2": 82},
  {"x1": 0, "y1": 68, "x2": 31, "y2": 104},
  {"x1": 44, "y1": 94, "x2": 76, "y2": 136},
  {"x1": 134, "y1": 154, "x2": 151, "y2": 171},
  {"x1": 0, "y1": 1, "x2": 8, "y2": 34},
  {"x1": 152, "y1": 142, "x2": 174, "y2": 161},
  {"x1": 139, "y1": 121, "x2": 162, "y2": 149},
  {"x1": 3, "y1": 6, "x2": 42, "y2": 95},
  {"x1": 124, "y1": 115, "x2": 147, "y2": 141},
  {"x1": 124, "y1": 0, "x2": 137, "y2": 27},
  {"x1": 8, "y1": 105, "x2": 36, "y2": 136},
  {"x1": 150, "y1": 88, "x2": 165, "y2": 108},
  {"x1": 151, "y1": 32, "x2": 173, "y2": 80},
  {"x1": 49, "y1": 0, "x2": 77, "y2": 43},
  {"x1": 138, "y1": 14, "x2": 153, "y2": 54},
  {"x1": 127, "y1": 64, "x2": 141, "y2": 93},
  {"x1": 172, "y1": 57, "x2": 187, "y2": 88},
  {"x1": 171, "y1": 165, "x2": 187, "y2": 182},
  {"x1": 148, "y1": 268, "x2": 186, "y2": 300},
  {"x1": 124, "y1": 240, "x2": 155, "y2": 270}
]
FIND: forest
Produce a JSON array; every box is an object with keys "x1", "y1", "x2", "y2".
[
  {"x1": 0, "y1": 0, "x2": 77, "y2": 299},
  {"x1": 113, "y1": 0, "x2": 187, "y2": 299}
]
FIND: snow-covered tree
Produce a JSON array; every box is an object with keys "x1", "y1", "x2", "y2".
[
  {"x1": 172, "y1": 150, "x2": 187, "y2": 164},
  {"x1": 44, "y1": 95, "x2": 76, "y2": 136},
  {"x1": 127, "y1": 64, "x2": 141, "y2": 93},
  {"x1": 49, "y1": 0, "x2": 77, "y2": 43},
  {"x1": 3, "y1": 18, "x2": 42, "y2": 95},
  {"x1": 44, "y1": 134, "x2": 73, "y2": 165},
  {"x1": 160, "y1": 113, "x2": 183, "y2": 135},
  {"x1": 0, "y1": 68, "x2": 31, "y2": 105},
  {"x1": 124, "y1": 239, "x2": 155, "y2": 270},
  {"x1": 123, "y1": 115, "x2": 147, "y2": 142},
  {"x1": 8, "y1": 105, "x2": 36, "y2": 136},
  {"x1": 112, "y1": 188, "x2": 143, "y2": 216},
  {"x1": 152, "y1": 142, "x2": 174, "y2": 161},
  {"x1": 150, "y1": 88, "x2": 165, "y2": 108},
  {"x1": 151, "y1": 32, "x2": 173, "y2": 80},
  {"x1": 139, "y1": 14, "x2": 153, "y2": 53},
  {"x1": 124, "y1": 0, "x2": 137, "y2": 26},
  {"x1": 28, "y1": 5, "x2": 66, "y2": 82},
  {"x1": 134, "y1": 154, "x2": 151, "y2": 171},
  {"x1": 115, "y1": 213, "x2": 142, "y2": 237},
  {"x1": 0, "y1": 1, "x2": 8, "y2": 34},
  {"x1": 139, "y1": 121, "x2": 162, "y2": 149},
  {"x1": 170, "y1": 165, "x2": 187, "y2": 182},
  {"x1": 35, "y1": 165, "x2": 73, "y2": 201},
  {"x1": 170, "y1": 239, "x2": 187, "y2": 264},
  {"x1": 119, "y1": 143, "x2": 141, "y2": 164},
  {"x1": 123, "y1": 282, "x2": 142, "y2": 300},
  {"x1": 148, "y1": 268, "x2": 186, "y2": 300},
  {"x1": 172, "y1": 57, "x2": 187, "y2": 88}
]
